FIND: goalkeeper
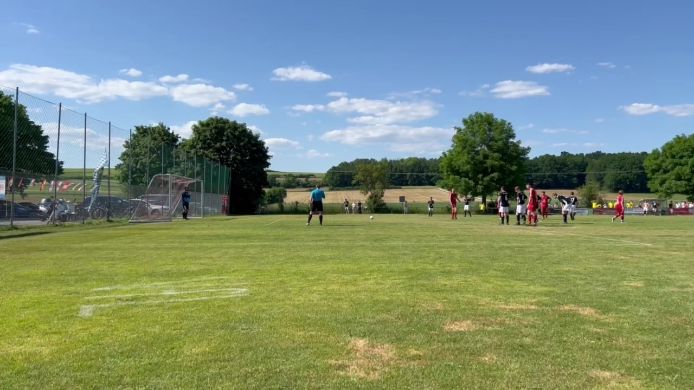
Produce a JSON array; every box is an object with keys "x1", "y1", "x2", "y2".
[{"x1": 182, "y1": 187, "x2": 191, "y2": 219}]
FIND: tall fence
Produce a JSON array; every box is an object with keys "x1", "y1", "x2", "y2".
[{"x1": 0, "y1": 86, "x2": 230, "y2": 226}]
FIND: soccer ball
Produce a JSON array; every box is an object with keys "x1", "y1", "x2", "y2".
[{"x1": 369, "y1": 215, "x2": 374, "y2": 220}]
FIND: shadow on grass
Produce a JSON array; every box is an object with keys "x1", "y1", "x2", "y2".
[{"x1": 0, "y1": 231, "x2": 53, "y2": 240}]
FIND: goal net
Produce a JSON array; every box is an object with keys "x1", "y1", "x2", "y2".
[{"x1": 129, "y1": 174, "x2": 203, "y2": 223}]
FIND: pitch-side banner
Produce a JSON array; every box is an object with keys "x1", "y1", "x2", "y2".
[{"x1": 0, "y1": 176, "x2": 6, "y2": 200}]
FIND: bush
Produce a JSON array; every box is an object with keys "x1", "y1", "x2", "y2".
[{"x1": 578, "y1": 182, "x2": 602, "y2": 208}]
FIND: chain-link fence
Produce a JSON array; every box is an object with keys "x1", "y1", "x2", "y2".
[{"x1": 1, "y1": 86, "x2": 230, "y2": 226}]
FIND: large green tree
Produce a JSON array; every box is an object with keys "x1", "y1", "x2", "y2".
[
  {"x1": 116, "y1": 123, "x2": 180, "y2": 187},
  {"x1": 185, "y1": 117, "x2": 270, "y2": 214},
  {"x1": 0, "y1": 90, "x2": 61, "y2": 175},
  {"x1": 440, "y1": 112, "x2": 529, "y2": 204},
  {"x1": 353, "y1": 160, "x2": 389, "y2": 211},
  {"x1": 644, "y1": 134, "x2": 694, "y2": 201}
]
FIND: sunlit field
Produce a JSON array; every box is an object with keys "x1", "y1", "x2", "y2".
[{"x1": 1, "y1": 214, "x2": 693, "y2": 388}]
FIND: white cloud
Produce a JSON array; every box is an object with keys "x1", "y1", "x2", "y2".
[
  {"x1": 170, "y1": 120, "x2": 198, "y2": 139},
  {"x1": 170, "y1": 83, "x2": 236, "y2": 107},
  {"x1": 265, "y1": 137, "x2": 301, "y2": 149},
  {"x1": 248, "y1": 125, "x2": 263, "y2": 135},
  {"x1": 491, "y1": 80, "x2": 550, "y2": 99},
  {"x1": 233, "y1": 83, "x2": 254, "y2": 91},
  {"x1": 519, "y1": 123, "x2": 535, "y2": 130},
  {"x1": 389, "y1": 87, "x2": 443, "y2": 99},
  {"x1": 292, "y1": 104, "x2": 325, "y2": 113},
  {"x1": 229, "y1": 103, "x2": 270, "y2": 117},
  {"x1": 459, "y1": 84, "x2": 491, "y2": 97},
  {"x1": 119, "y1": 68, "x2": 143, "y2": 77},
  {"x1": 0, "y1": 64, "x2": 240, "y2": 108},
  {"x1": 597, "y1": 62, "x2": 617, "y2": 69},
  {"x1": 621, "y1": 103, "x2": 694, "y2": 117},
  {"x1": 321, "y1": 124, "x2": 452, "y2": 147},
  {"x1": 326, "y1": 97, "x2": 438, "y2": 125},
  {"x1": 542, "y1": 128, "x2": 589, "y2": 135},
  {"x1": 0, "y1": 64, "x2": 169, "y2": 103},
  {"x1": 20, "y1": 23, "x2": 40, "y2": 34},
  {"x1": 526, "y1": 63, "x2": 575, "y2": 74},
  {"x1": 594, "y1": 118, "x2": 605, "y2": 123},
  {"x1": 159, "y1": 74, "x2": 189, "y2": 83},
  {"x1": 211, "y1": 103, "x2": 226, "y2": 115},
  {"x1": 292, "y1": 96, "x2": 438, "y2": 125},
  {"x1": 327, "y1": 91, "x2": 348, "y2": 98},
  {"x1": 300, "y1": 149, "x2": 331, "y2": 159},
  {"x1": 272, "y1": 65, "x2": 332, "y2": 82}
]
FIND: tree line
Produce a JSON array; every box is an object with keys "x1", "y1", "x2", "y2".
[
  {"x1": 325, "y1": 151, "x2": 649, "y2": 192},
  {"x1": 324, "y1": 157, "x2": 441, "y2": 188}
]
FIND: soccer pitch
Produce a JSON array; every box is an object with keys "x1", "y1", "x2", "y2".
[{"x1": 1, "y1": 214, "x2": 693, "y2": 388}]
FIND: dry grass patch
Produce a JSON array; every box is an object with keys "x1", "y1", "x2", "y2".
[
  {"x1": 443, "y1": 317, "x2": 530, "y2": 333},
  {"x1": 559, "y1": 305, "x2": 608, "y2": 320},
  {"x1": 333, "y1": 338, "x2": 398, "y2": 380},
  {"x1": 421, "y1": 302, "x2": 445, "y2": 311},
  {"x1": 589, "y1": 370, "x2": 642, "y2": 388},
  {"x1": 623, "y1": 281, "x2": 644, "y2": 288},
  {"x1": 496, "y1": 303, "x2": 538, "y2": 311},
  {"x1": 480, "y1": 353, "x2": 497, "y2": 364},
  {"x1": 443, "y1": 320, "x2": 479, "y2": 332}
]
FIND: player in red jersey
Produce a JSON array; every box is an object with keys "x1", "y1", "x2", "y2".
[
  {"x1": 540, "y1": 191, "x2": 550, "y2": 220},
  {"x1": 449, "y1": 188, "x2": 460, "y2": 219},
  {"x1": 612, "y1": 190, "x2": 625, "y2": 223},
  {"x1": 526, "y1": 181, "x2": 539, "y2": 226}
]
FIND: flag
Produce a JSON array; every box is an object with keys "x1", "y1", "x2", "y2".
[{"x1": 87, "y1": 150, "x2": 108, "y2": 212}]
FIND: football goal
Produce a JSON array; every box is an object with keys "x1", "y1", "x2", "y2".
[{"x1": 129, "y1": 174, "x2": 203, "y2": 223}]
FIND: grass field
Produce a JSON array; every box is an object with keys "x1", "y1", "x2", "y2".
[{"x1": 2, "y1": 214, "x2": 693, "y2": 388}]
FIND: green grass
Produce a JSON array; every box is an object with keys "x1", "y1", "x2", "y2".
[{"x1": 1, "y1": 214, "x2": 693, "y2": 388}]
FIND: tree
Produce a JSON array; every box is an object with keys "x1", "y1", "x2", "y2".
[
  {"x1": 0, "y1": 91, "x2": 61, "y2": 175},
  {"x1": 644, "y1": 134, "x2": 694, "y2": 201},
  {"x1": 185, "y1": 117, "x2": 270, "y2": 214},
  {"x1": 353, "y1": 160, "x2": 389, "y2": 211},
  {"x1": 115, "y1": 123, "x2": 180, "y2": 186},
  {"x1": 440, "y1": 112, "x2": 529, "y2": 204}
]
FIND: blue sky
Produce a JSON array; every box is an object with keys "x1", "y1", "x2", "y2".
[{"x1": 2, "y1": 0, "x2": 693, "y2": 171}]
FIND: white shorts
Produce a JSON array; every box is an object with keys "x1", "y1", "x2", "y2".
[
  {"x1": 570, "y1": 205, "x2": 576, "y2": 213},
  {"x1": 516, "y1": 204, "x2": 527, "y2": 215},
  {"x1": 463, "y1": 205, "x2": 470, "y2": 211},
  {"x1": 562, "y1": 205, "x2": 571, "y2": 213},
  {"x1": 499, "y1": 206, "x2": 509, "y2": 214}
]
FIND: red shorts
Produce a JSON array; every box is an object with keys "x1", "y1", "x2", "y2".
[
  {"x1": 527, "y1": 203, "x2": 537, "y2": 212},
  {"x1": 541, "y1": 204, "x2": 548, "y2": 212},
  {"x1": 615, "y1": 205, "x2": 624, "y2": 216}
]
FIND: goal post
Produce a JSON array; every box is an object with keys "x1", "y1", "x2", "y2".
[{"x1": 129, "y1": 174, "x2": 203, "y2": 223}]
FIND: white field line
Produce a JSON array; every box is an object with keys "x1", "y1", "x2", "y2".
[
  {"x1": 92, "y1": 276, "x2": 234, "y2": 291},
  {"x1": 265, "y1": 219, "x2": 283, "y2": 226},
  {"x1": 79, "y1": 289, "x2": 249, "y2": 318},
  {"x1": 86, "y1": 288, "x2": 246, "y2": 300}
]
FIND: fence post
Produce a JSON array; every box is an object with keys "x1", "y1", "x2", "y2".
[
  {"x1": 128, "y1": 129, "x2": 132, "y2": 204},
  {"x1": 82, "y1": 113, "x2": 87, "y2": 224},
  {"x1": 10, "y1": 87, "x2": 19, "y2": 228},
  {"x1": 107, "y1": 121, "x2": 111, "y2": 221},
  {"x1": 161, "y1": 141, "x2": 164, "y2": 176},
  {"x1": 52, "y1": 103, "x2": 62, "y2": 225}
]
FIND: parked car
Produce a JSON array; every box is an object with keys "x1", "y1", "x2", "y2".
[
  {"x1": 0, "y1": 200, "x2": 48, "y2": 220},
  {"x1": 129, "y1": 199, "x2": 164, "y2": 218},
  {"x1": 76, "y1": 196, "x2": 131, "y2": 219}
]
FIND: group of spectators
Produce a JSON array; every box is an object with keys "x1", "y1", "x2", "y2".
[{"x1": 342, "y1": 199, "x2": 367, "y2": 214}]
